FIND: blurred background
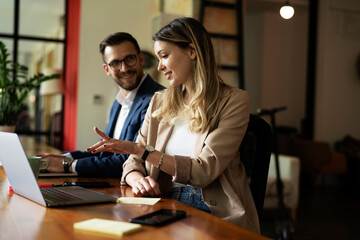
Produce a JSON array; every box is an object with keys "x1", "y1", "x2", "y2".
[{"x1": 1, "y1": 0, "x2": 359, "y2": 239}]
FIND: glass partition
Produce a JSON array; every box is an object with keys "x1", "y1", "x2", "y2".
[
  {"x1": 0, "y1": 0, "x2": 66, "y2": 150},
  {"x1": 19, "y1": 0, "x2": 65, "y2": 39},
  {"x1": 18, "y1": 40, "x2": 64, "y2": 136},
  {"x1": 0, "y1": 0, "x2": 14, "y2": 34}
]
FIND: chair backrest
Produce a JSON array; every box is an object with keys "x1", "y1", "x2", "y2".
[
  {"x1": 49, "y1": 111, "x2": 63, "y2": 150},
  {"x1": 239, "y1": 114, "x2": 272, "y2": 221}
]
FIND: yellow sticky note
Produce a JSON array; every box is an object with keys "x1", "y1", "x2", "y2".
[
  {"x1": 116, "y1": 197, "x2": 161, "y2": 205},
  {"x1": 74, "y1": 218, "x2": 141, "y2": 237}
]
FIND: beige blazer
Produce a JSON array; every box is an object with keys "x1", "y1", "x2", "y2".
[{"x1": 121, "y1": 85, "x2": 260, "y2": 233}]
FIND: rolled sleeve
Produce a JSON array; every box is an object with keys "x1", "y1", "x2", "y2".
[{"x1": 172, "y1": 155, "x2": 192, "y2": 183}]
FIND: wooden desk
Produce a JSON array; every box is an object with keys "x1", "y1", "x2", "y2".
[
  {"x1": 0, "y1": 141, "x2": 270, "y2": 240},
  {"x1": 19, "y1": 136, "x2": 62, "y2": 156}
]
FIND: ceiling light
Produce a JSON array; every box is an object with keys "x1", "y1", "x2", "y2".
[{"x1": 280, "y1": 1, "x2": 295, "y2": 19}]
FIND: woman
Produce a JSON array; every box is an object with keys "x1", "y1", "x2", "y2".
[{"x1": 87, "y1": 17, "x2": 260, "y2": 233}]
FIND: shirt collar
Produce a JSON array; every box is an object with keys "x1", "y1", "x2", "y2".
[{"x1": 116, "y1": 73, "x2": 147, "y2": 106}]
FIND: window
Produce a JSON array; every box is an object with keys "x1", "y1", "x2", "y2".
[{"x1": 0, "y1": 0, "x2": 67, "y2": 149}]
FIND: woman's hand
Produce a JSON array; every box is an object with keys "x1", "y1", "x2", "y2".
[
  {"x1": 86, "y1": 127, "x2": 143, "y2": 156},
  {"x1": 126, "y1": 172, "x2": 161, "y2": 197}
]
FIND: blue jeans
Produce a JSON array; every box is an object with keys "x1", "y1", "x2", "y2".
[{"x1": 171, "y1": 186, "x2": 211, "y2": 213}]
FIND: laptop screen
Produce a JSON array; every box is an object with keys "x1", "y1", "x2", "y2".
[
  {"x1": 0, "y1": 132, "x2": 117, "y2": 207},
  {"x1": 0, "y1": 132, "x2": 47, "y2": 206}
]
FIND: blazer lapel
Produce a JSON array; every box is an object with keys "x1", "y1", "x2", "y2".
[
  {"x1": 120, "y1": 75, "x2": 154, "y2": 140},
  {"x1": 194, "y1": 126, "x2": 210, "y2": 157},
  {"x1": 108, "y1": 103, "x2": 121, "y2": 138},
  {"x1": 119, "y1": 97, "x2": 143, "y2": 140},
  {"x1": 193, "y1": 109, "x2": 218, "y2": 157},
  {"x1": 156, "y1": 121, "x2": 173, "y2": 152}
]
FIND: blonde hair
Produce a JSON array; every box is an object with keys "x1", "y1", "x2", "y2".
[{"x1": 152, "y1": 17, "x2": 226, "y2": 133}]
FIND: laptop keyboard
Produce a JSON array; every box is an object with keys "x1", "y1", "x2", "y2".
[{"x1": 41, "y1": 187, "x2": 84, "y2": 203}]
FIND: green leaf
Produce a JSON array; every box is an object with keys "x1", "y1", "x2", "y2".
[{"x1": 0, "y1": 40, "x2": 61, "y2": 125}]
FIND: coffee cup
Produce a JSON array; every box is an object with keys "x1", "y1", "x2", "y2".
[{"x1": 27, "y1": 156, "x2": 50, "y2": 178}]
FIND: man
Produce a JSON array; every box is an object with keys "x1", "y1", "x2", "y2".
[{"x1": 40, "y1": 32, "x2": 164, "y2": 177}]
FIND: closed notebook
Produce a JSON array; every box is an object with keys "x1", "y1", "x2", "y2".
[{"x1": 74, "y1": 218, "x2": 141, "y2": 237}]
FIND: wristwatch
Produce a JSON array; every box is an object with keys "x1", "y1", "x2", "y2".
[
  {"x1": 141, "y1": 145, "x2": 155, "y2": 161},
  {"x1": 62, "y1": 156, "x2": 74, "y2": 173}
]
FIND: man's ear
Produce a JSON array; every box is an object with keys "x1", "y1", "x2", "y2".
[
  {"x1": 189, "y1": 43, "x2": 196, "y2": 60},
  {"x1": 103, "y1": 64, "x2": 111, "y2": 76},
  {"x1": 138, "y1": 52, "x2": 145, "y2": 66}
]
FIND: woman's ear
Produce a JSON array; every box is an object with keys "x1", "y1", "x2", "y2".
[{"x1": 189, "y1": 43, "x2": 196, "y2": 60}]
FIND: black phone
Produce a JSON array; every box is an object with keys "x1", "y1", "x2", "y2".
[
  {"x1": 129, "y1": 209, "x2": 186, "y2": 226},
  {"x1": 61, "y1": 181, "x2": 113, "y2": 188}
]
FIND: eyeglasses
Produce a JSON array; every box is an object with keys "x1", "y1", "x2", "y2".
[{"x1": 107, "y1": 54, "x2": 138, "y2": 71}]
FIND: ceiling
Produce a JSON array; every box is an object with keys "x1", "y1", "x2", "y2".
[
  {"x1": 0, "y1": 0, "x2": 310, "y2": 55},
  {"x1": 246, "y1": 0, "x2": 309, "y2": 13}
]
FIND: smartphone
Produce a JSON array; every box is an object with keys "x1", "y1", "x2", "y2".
[
  {"x1": 129, "y1": 209, "x2": 186, "y2": 226},
  {"x1": 61, "y1": 181, "x2": 113, "y2": 188}
]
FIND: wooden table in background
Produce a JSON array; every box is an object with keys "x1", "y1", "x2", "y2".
[
  {"x1": 0, "y1": 139, "x2": 269, "y2": 240},
  {"x1": 19, "y1": 136, "x2": 62, "y2": 156}
]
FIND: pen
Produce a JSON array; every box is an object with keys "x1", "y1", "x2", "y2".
[{"x1": 9, "y1": 184, "x2": 53, "y2": 192}]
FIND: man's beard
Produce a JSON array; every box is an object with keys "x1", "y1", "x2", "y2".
[{"x1": 115, "y1": 70, "x2": 142, "y2": 91}]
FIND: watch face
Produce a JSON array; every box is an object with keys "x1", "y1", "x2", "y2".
[
  {"x1": 63, "y1": 157, "x2": 73, "y2": 165},
  {"x1": 145, "y1": 145, "x2": 154, "y2": 152}
]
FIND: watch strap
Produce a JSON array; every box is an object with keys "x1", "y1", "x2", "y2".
[
  {"x1": 63, "y1": 157, "x2": 73, "y2": 173},
  {"x1": 141, "y1": 149, "x2": 150, "y2": 161}
]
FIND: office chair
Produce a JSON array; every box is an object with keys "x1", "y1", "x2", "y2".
[
  {"x1": 49, "y1": 111, "x2": 63, "y2": 150},
  {"x1": 239, "y1": 113, "x2": 272, "y2": 221}
]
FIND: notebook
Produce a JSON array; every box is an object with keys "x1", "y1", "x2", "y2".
[
  {"x1": 0, "y1": 132, "x2": 117, "y2": 207},
  {"x1": 74, "y1": 218, "x2": 141, "y2": 237}
]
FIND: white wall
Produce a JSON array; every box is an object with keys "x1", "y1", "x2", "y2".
[
  {"x1": 245, "y1": 0, "x2": 360, "y2": 145},
  {"x1": 315, "y1": 0, "x2": 360, "y2": 143},
  {"x1": 245, "y1": 8, "x2": 308, "y2": 130},
  {"x1": 261, "y1": 12, "x2": 308, "y2": 129},
  {"x1": 244, "y1": 13, "x2": 264, "y2": 113},
  {"x1": 77, "y1": 0, "x2": 157, "y2": 150}
]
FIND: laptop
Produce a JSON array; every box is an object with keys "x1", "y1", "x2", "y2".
[{"x1": 0, "y1": 132, "x2": 118, "y2": 207}]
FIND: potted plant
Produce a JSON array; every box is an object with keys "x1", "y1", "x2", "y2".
[{"x1": 0, "y1": 40, "x2": 60, "y2": 131}]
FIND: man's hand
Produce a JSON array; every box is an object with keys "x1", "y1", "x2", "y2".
[{"x1": 36, "y1": 154, "x2": 65, "y2": 173}]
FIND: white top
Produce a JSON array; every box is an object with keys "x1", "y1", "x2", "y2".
[
  {"x1": 164, "y1": 115, "x2": 197, "y2": 158},
  {"x1": 165, "y1": 114, "x2": 197, "y2": 188}
]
